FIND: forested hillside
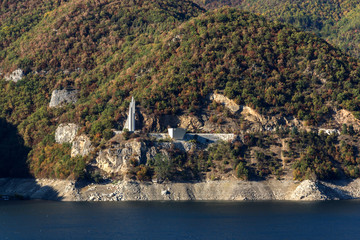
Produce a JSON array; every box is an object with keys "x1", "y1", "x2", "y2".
[
  {"x1": 192, "y1": 0, "x2": 360, "y2": 58},
  {"x1": 1, "y1": 0, "x2": 360, "y2": 180},
  {"x1": 0, "y1": 0, "x2": 62, "y2": 50}
]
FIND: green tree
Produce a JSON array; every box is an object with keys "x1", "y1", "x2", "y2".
[{"x1": 154, "y1": 154, "x2": 173, "y2": 182}]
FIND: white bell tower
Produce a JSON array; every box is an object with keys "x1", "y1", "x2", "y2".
[{"x1": 123, "y1": 97, "x2": 135, "y2": 132}]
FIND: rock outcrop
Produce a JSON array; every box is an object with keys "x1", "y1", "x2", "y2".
[
  {"x1": 289, "y1": 180, "x2": 351, "y2": 201},
  {"x1": 318, "y1": 128, "x2": 340, "y2": 135},
  {"x1": 290, "y1": 180, "x2": 330, "y2": 200},
  {"x1": 334, "y1": 109, "x2": 360, "y2": 131},
  {"x1": 156, "y1": 141, "x2": 195, "y2": 152},
  {"x1": 71, "y1": 135, "x2": 92, "y2": 157},
  {"x1": 95, "y1": 141, "x2": 147, "y2": 176},
  {"x1": 209, "y1": 93, "x2": 240, "y2": 113},
  {"x1": 179, "y1": 115, "x2": 203, "y2": 131},
  {"x1": 94, "y1": 138, "x2": 198, "y2": 178},
  {"x1": 208, "y1": 93, "x2": 304, "y2": 132},
  {"x1": 49, "y1": 89, "x2": 79, "y2": 108},
  {"x1": 4, "y1": 69, "x2": 24, "y2": 82},
  {"x1": 55, "y1": 123, "x2": 79, "y2": 144}
]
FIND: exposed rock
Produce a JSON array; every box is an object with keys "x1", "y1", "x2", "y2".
[
  {"x1": 290, "y1": 180, "x2": 329, "y2": 200},
  {"x1": 289, "y1": 180, "x2": 349, "y2": 201},
  {"x1": 240, "y1": 107, "x2": 308, "y2": 132},
  {"x1": 146, "y1": 145, "x2": 170, "y2": 161},
  {"x1": 71, "y1": 135, "x2": 92, "y2": 157},
  {"x1": 184, "y1": 133, "x2": 236, "y2": 144},
  {"x1": 94, "y1": 137, "x2": 197, "y2": 177},
  {"x1": 2, "y1": 178, "x2": 360, "y2": 201},
  {"x1": 55, "y1": 123, "x2": 79, "y2": 144},
  {"x1": 334, "y1": 109, "x2": 360, "y2": 131},
  {"x1": 171, "y1": 34, "x2": 182, "y2": 42},
  {"x1": 4, "y1": 69, "x2": 24, "y2": 82},
  {"x1": 161, "y1": 189, "x2": 170, "y2": 195},
  {"x1": 49, "y1": 89, "x2": 79, "y2": 108},
  {"x1": 0, "y1": 178, "x2": 80, "y2": 201},
  {"x1": 179, "y1": 115, "x2": 203, "y2": 131},
  {"x1": 209, "y1": 93, "x2": 240, "y2": 113},
  {"x1": 141, "y1": 112, "x2": 161, "y2": 131},
  {"x1": 156, "y1": 141, "x2": 195, "y2": 152},
  {"x1": 303, "y1": 65, "x2": 328, "y2": 84},
  {"x1": 318, "y1": 128, "x2": 340, "y2": 135},
  {"x1": 95, "y1": 141, "x2": 147, "y2": 176},
  {"x1": 241, "y1": 106, "x2": 266, "y2": 123}
]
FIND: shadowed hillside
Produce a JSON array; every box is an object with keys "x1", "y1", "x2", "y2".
[{"x1": 0, "y1": 118, "x2": 31, "y2": 177}]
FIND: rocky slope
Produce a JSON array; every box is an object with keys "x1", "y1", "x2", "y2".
[{"x1": 1, "y1": 178, "x2": 359, "y2": 201}]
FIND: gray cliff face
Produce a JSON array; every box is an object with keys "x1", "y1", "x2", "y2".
[
  {"x1": 53, "y1": 123, "x2": 92, "y2": 157},
  {"x1": 94, "y1": 139, "x2": 196, "y2": 178},
  {"x1": 4, "y1": 69, "x2": 24, "y2": 82},
  {"x1": 49, "y1": 89, "x2": 79, "y2": 108},
  {"x1": 95, "y1": 141, "x2": 147, "y2": 176},
  {"x1": 54, "y1": 123, "x2": 92, "y2": 157},
  {"x1": 71, "y1": 135, "x2": 93, "y2": 157},
  {"x1": 55, "y1": 123, "x2": 79, "y2": 144},
  {"x1": 1, "y1": 179, "x2": 359, "y2": 201}
]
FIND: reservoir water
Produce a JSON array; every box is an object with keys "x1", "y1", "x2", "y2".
[{"x1": 1, "y1": 200, "x2": 360, "y2": 240}]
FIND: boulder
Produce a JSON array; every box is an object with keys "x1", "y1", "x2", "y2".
[
  {"x1": 49, "y1": 89, "x2": 79, "y2": 108},
  {"x1": 55, "y1": 123, "x2": 79, "y2": 144},
  {"x1": 4, "y1": 69, "x2": 24, "y2": 82}
]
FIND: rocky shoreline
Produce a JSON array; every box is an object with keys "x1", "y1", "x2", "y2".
[{"x1": 1, "y1": 178, "x2": 360, "y2": 201}]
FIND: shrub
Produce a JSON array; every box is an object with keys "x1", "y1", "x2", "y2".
[
  {"x1": 236, "y1": 162, "x2": 249, "y2": 180},
  {"x1": 136, "y1": 165, "x2": 152, "y2": 181},
  {"x1": 153, "y1": 154, "x2": 174, "y2": 182}
]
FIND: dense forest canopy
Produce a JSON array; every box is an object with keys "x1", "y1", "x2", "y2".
[{"x1": 192, "y1": 0, "x2": 360, "y2": 58}]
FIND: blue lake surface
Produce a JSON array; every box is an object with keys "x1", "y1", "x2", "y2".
[{"x1": 1, "y1": 200, "x2": 360, "y2": 240}]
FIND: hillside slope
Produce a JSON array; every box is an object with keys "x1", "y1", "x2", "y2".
[
  {"x1": 1, "y1": 0, "x2": 360, "y2": 181},
  {"x1": 192, "y1": 0, "x2": 360, "y2": 58},
  {"x1": 0, "y1": 0, "x2": 61, "y2": 50}
]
